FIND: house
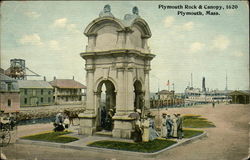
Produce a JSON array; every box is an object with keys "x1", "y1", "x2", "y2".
[
  {"x1": 0, "y1": 73, "x2": 20, "y2": 114},
  {"x1": 18, "y1": 80, "x2": 53, "y2": 107},
  {"x1": 229, "y1": 90, "x2": 250, "y2": 104},
  {"x1": 49, "y1": 79, "x2": 86, "y2": 105}
]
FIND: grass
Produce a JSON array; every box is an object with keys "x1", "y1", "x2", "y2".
[
  {"x1": 21, "y1": 131, "x2": 79, "y2": 143},
  {"x1": 183, "y1": 129, "x2": 204, "y2": 138},
  {"x1": 183, "y1": 114, "x2": 215, "y2": 128},
  {"x1": 88, "y1": 139, "x2": 177, "y2": 153}
]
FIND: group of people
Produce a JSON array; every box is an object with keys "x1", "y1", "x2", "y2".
[
  {"x1": 132, "y1": 109, "x2": 184, "y2": 142},
  {"x1": 161, "y1": 113, "x2": 184, "y2": 139},
  {"x1": 131, "y1": 109, "x2": 160, "y2": 142},
  {"x1": 53, "y1": 112, "x2": 70, "y2": 132}
]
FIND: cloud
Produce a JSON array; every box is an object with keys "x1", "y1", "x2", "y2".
[
  {"x1": 164, "y1": 16, "x2": 175, "y2": 28},
  {"x1": 19, "y1": 34, "x2": 43, "y2": 46},
  {"x1": 66, "y1": 24, "x2": 80, "y2": 34},
  {"x1": 52, "y1": 18, "x2": 80, "y2": 33},
  {"x1": 189, "y1": 42, "x2": 205, "y2": 53},
  {"x1": 181, "y1": 21, "x2": 194, "y2": 31},
  {"x1": 53, "y1": 18, "x2": 68, "y2": 28},
  {"x1": 48, "y1": 40, "x2": 61, "y2": 50},
  {"x1": 212, "y1": 35, "x2": 230, "y2": 50},
  {"x1": 233, "y1": 51, "x2": 244, "y2": 57},
  {"x1": 24, "y1": 11, "x2": 40, "y2": 18}
]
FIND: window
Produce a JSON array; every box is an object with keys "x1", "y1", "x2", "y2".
[
  {"x1": 24, "y1": 98, "x2": 27, "y2": 104},
  {"x1": 41, "y1": 97, "x2": 43, "y2": 103},
  {"x1": 48, "y1": 97, "x2": 51, "y2": 103},
  {"x1": 48, "y1": 91, "x2": 51, "y2": 95},
  {"x1": 24, "y1": 89, "x2": 28, "y2": 95},
  {"x1": 66, "y1": 97, "x2": 68, "y2": 102},
  {"x1": 8, "y1": 99, "x2": 11, "y2": 107},
  {"x1": 41, "y1": 89, "x2": 44, "y2": 95}
]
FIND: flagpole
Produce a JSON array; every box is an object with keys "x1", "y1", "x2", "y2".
[{"x1": 168, "y1": 80, "x2": 170, "y2": 91}]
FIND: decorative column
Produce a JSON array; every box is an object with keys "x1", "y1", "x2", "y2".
[
  {"x1": 112, "y1": 60, "x2": 134, "y2": 139},
  {"x1": 78, "y1": 60, "x2": 97, "y2": 135},
  {"x1": 144, "y1": 61, "x2": 151, "y2": 114}
]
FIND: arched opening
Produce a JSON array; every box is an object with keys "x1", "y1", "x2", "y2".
[
  {"x1": 96, "y1": 80, "x2": 116, "y2": 131},
  {"x1": 134, "y1": 80, "x2": 144, "y2": 112}
]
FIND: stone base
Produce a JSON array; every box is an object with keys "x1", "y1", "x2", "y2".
[
  {"x1": 112, "y1": 115, "x2": 134, "y2": 139},
  {"x1": 78, "y1": 113, "x2": 96, "y2": 135}
]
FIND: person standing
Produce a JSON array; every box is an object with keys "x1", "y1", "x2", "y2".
[
  {"x1": 172, "y1": 114, "x2": 178, "y2": 138},
  {"x1": 101, "y1": 106, "x2": 107, "y2": 129},
  {"x1": 63, "y1": 116, "x2": 70, "y2": 131},
  {"x1": 133, "y1": 109, "x2": 142, "y2": 142},
  {"x1": 148, "y1": 113, "x2": 159, "y2": 141},
  {"x1": 166, "y1": 114, "x2": 173, "y2": 138},
  {"x1": 161, "y1": 113, "x2": 167, "y2": 138},
  {"x1": 177, "y1": 114, "x2": 184, "y2": 139},
  {"x1": 105, "y1": 109, "x2": 114, "y2": 131}
]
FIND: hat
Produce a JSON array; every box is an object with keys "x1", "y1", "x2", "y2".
[
  {"x1": 109, "y1": 109, "x2": 114, "y2": 112},
  {"x1": 136, "y1": 109, "x2": 141, "y2": 113}
]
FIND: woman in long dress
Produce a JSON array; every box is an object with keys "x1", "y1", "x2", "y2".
[
  {"x1": 148, "y1": 115, "x2": 159, "y2": 141},
  {"x1": 171, "y1": 114, "x2": 178, "y2": 138},
  {"x1": 161, "y1": 113, "x2": 167, "y2": 138}
]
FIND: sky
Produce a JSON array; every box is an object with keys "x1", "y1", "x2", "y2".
[{"x1": 1, "y1": 1, "x2": 249, "y2": 93}]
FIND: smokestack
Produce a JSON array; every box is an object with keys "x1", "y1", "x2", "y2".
[
  {"x1": 202, "y1": 77, "x2": 206, "y2": 92},
  {"x1": 54, "y1": 76, "x2": 56, "y2": 80},
  {"x1": 43, "y1": 76, "x2": 46, "y2": 81},
  {"x1": 73, "y1": 76, "x2": 74, "y2": 80}
]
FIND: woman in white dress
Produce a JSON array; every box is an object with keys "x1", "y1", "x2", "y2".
[
  {"x1": 148, "y1": 114, "x2": 159, "y2": 141},
  {"x1": 171, "y1": 114, "x2": 178, "y2": 138},
  {"x1": 161, "y1": 113, "x2": 167, "y2": 138}
]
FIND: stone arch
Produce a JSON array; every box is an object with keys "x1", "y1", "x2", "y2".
[
  {"x1": 133, "y1": 80, "x2": 144, "y2": 112},
  {"x1": 84, "y1": 17, "x2": 125, "y2": 35},
  {"x1": 131, "y1": 18, "x2": 152, "y2": 38},
  {"x1": 94, "y1": 77, "x2": 118, "y2": 93},
  {"x1": 95, "y1": 79, "x2": 116, "y2": 131},
  {"x1": 133, "y1": 77, "x2": 145, "y2": 91}
]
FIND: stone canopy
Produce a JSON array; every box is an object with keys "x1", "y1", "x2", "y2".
[{"x1": 79, "y1": 5, "x2": 155, "y2": 139}]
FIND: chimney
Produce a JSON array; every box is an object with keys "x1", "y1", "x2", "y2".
[
  {"x1": 43, "y1": 76, "x2": 46, "y2": 81},
  {"x1": 54, "y1": 76, "x2": 56, "y2": 80}
]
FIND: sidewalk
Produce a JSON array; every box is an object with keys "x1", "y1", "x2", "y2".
[{"x1": 16, "y1": 125, "x2": 207, "y2": 158}]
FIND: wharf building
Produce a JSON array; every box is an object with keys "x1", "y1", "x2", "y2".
[
  {"x1": 229, "y1": 90, "x2": 250, "y2": 104},
  {"x1": 150, "y1": 90, "x2": 185, "y2": 108}
]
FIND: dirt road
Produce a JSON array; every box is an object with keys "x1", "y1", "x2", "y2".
[{"x1": 2, "y1": 103, "x2": 249, "y2": 160}]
